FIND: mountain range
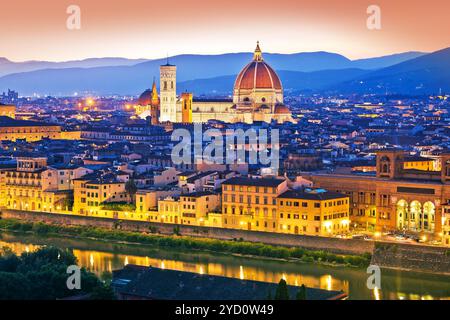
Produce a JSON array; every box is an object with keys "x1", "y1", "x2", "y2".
[{"x1": 0, "y1": 48, "x2": 448, "y2": 96}]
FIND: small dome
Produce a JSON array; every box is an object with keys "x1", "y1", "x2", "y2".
[
  {"x1": 274, "y1": 104, "x2": 290, "y2": 114},
  {"x1": 138, "y1": 89, "x2": 152, "y2": 106}
]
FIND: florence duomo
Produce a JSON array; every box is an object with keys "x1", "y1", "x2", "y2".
[{"x1": 135, "y1": 42, "x2": 295, "y2": 124}]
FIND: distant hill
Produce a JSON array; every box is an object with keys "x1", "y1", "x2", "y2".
[
  {"x1": 330, "y1": 47, "x2": 450, "y2": 94},
  {"x1": 0, "y1": 57, "x2": 148, "y2": 77},
  {"x1": 352, "y1": 52, "x2": 425, "y2": 70},
  {"x1": 178, "y1": 69, "x2": 371, "y2": 95},
  {"x1": 0, "y1": 49, "x2": 446, "y2": 96}
]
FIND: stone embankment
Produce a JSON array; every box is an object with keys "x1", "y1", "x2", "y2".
[
  {"x1": 2, "y1": 209, "x2": 450, "y2": 275},
  {"x1": 371, "y1": 242, "x2": 450, "y2": 276}
]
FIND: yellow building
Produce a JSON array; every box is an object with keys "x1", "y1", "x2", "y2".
[
  {"x1": 1, "y1": 158, "x2": 47, "y2": 211},
  {"x1": 0, "y1": 104, "x2": 16, "y2": 119},
  {"x1": 0, "y1": 157, "x2": 76, "y2": 212},
  {"x1": 0, "y1": 116, "x2": 61, "y2": 142},
  {"x1": 180, "y1": 192, "x2": 220, "y2": 226},
  {"x1": 136, "y1": 188, "x2": 181, "y2": 213},
  {"x1": 221, "y1": 177, "x2": 288, "y2": 232},
  {"x1": 158, "y1": 196, "x2": 181, "y2": 224},
  {"x1": 277, "y1": 189, "x2": 350, "y2": 236},
  {"x1": 157, "y1": 192, "x2": 221, "y2": 227},
  {"x1": 73, "y1": 174, "x2": 129, "y2": 216},
  {"x1": 403, "y1": 156, "x2": 440, "y2": 171}
]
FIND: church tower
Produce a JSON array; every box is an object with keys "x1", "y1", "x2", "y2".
[
  {"x1": 150, "y1": 78, "x2": 160, "y2": 124},
  {"x1": 159, "y1": 61, "x2": 177, "y2": 122},
  {"x1": 181, "y1": 92, "x2": 193, "y2": 123}
]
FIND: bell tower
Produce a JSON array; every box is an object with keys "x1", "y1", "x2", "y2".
[
  {"x1": 376, "y1": 149, "x2": 405, "y2": 179},
  {"x1": 150, "y1": 78, "x2": 160, "y2": 125},
  {"x1": 181, "y1": 92, "x2": 193, "y2": 123},
  {"x1": 159, "y1": 59, "x2": 177, "y2": 122}
]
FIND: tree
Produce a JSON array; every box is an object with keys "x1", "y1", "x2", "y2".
[
  {"x1": 0, "y1": 247, "x2": 20, "y2": 272},
  {"x1": 125, "y1": 179, "x2": 138, "y2": 202},
  {"x1": 296, "y1": 284, "x2": 307, "y2": 300},
  {"x1": 274, "y1": 279, "x2": 290, "y2": 300},
  {"x1": 89, "y1": 283, "x2": 116, "y2": 300},
  {"x1": 0, "y1": 246, "x2": 111, "y2": 300}
]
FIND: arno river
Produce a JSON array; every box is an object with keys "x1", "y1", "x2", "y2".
[{"x1": 1, "y1": 232, "x2": 449, "y2": 300}]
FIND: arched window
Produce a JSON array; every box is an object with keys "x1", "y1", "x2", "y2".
[
  {"x1": 423, "y1": 201, "x2": 435, "y2": 232},
  {"x1": 409, "y1": 201, "x2": 422, "y2": 231},
  {"x1": 396, "y1": 199, "x2": 408, "y2": 230}
]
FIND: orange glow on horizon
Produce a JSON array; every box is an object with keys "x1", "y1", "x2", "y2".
[{"x1": 0, "y1": 0, "x2": 449, "y2": 61}]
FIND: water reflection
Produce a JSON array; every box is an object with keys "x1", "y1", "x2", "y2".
[{"x1": 0, "y1": 233, "x2": 449, "y2": 300}]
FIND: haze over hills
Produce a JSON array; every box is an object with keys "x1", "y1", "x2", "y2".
[
  {"x1": 0, "y1": 49, "x2": 448, "y2": 96},
  {"x1": 178, "y1": 69, "x2": 371, "y2": 95},
  {"x1": 330, "y1": 47, "x2": 450, "y2": 95},
  {"x1": 0, "y1": 57, "x2": 148, "y2": 77}
]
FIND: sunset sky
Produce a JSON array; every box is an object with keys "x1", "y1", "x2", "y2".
[{"x1": 1, "y1": 0, "x2": 449, "y2": 62}]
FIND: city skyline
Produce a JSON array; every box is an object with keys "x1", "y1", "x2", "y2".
[
  {"x1": 1, "y1": 0, "x2": 450, "y2": 62},
  {"x1": 1, "y1": 0, "x2": 449, "y2": 304}
]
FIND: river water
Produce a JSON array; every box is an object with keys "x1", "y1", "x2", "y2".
[{"x1": 0, "y1": 232, "x2": 449, "y2": 300}]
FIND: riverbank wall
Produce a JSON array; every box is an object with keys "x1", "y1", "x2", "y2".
[
  {"x1": 0, "y1": 209, "x2": 373, "y2": 255},
  {"x1": 371, "y1": 242, "x2": 450, "y2": 276},
  {"x1": 2, "y1": 209, "x2": 450, "y2": 276}
]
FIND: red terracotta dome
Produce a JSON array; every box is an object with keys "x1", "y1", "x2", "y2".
[
  {"x1": 234, "y1": 42, "x2": 282, "y2": 91},
  {"x1": 274, "y1": 104, "x2": 290, "y2": 114}
]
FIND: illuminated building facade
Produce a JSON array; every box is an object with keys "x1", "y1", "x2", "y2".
[
  {"x1": 73, "y1": 174, "x2": 129, "y2": 216},
  {"x1": 221, "y1": 177, "x2": 288, "y2": 232},
  {"x1": 0, "y1": 116, "x2": 61, "y2": 142},
  {"x1": 308, "y1": 150, "x2": 450, "y2": 237},
  {"x1": 277, "y1": 190, "x2": 350, "y2": 236},
  {"x1": 157, "y1": 192, "x2": 221, "y2": 227},
  {"x1": 443, "y1": 204, "x2": 450, "y2": 246},
  {"x1": 0, "y1": 158, "x2": 83, "y2": 212},
  {"x1": 0, "y1": 104, "x2": 16, "y2": 119}
]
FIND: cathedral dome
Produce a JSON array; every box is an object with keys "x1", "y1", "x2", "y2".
[{"x1": 234, "y1": 42, "x2": 282, "y2": 91}]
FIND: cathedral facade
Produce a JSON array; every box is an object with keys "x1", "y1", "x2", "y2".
[{"x1": 136, "y1": 43, "x2": 295, "y2": 124}]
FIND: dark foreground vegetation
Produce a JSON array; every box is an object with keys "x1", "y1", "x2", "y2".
[
  {"x1": 0, "y1": 245, "x2": 114, "y2": 300},
  {"x1": 0, "y1": 218, "x2": 371, "y2": 268}
]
